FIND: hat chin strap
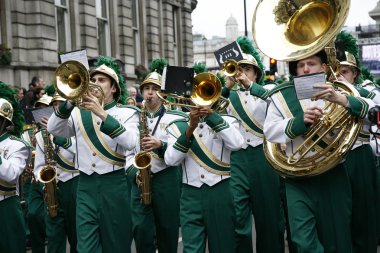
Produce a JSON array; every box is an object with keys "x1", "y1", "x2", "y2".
[{"x1": 0, "y1": 117, "x2": 9, "y2": 136}]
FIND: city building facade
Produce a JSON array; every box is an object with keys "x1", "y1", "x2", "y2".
[{"x1": 0, "y1": 0, "x2": 197, "y2": 88}]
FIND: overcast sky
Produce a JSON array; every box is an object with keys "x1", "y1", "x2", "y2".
[{"x1": 192, "y1": 0, "x2": 379, "y2": 39}]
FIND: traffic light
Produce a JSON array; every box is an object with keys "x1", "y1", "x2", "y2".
[{"x1": 269, "y1": 58, "x2": 277, "y2": 75}]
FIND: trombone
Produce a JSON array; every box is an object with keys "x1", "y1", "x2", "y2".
[
  {"x1": 157, "y1": 72, "x2": 229, "y2": 113},
  {"x1": 54, "y1": 61, "x2": 105, "y2": 108}
]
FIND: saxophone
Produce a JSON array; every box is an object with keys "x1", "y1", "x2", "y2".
[
  {"x1": 39, "y1": 128, "x2": 59, "y2": 217},
  {"x1": 133, "y1": 100, "x2": 152, "y2": 205}
]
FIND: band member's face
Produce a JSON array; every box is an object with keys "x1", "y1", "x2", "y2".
[
  {"x1": 296, "y1": 56, "x2": 327, "y2": 76},
  {"x1": 238, "y1": 64, "x2": 257, "y2": 83},
  {"x1": 91, "y1": 73, "x2": 116, "y2": 103},
  {"x1": 52, "y1": 101, "x2": 63, "y2": 110},
  {"x1": 142, "y1": 84, "x2": 161, "y2": 107},
  {"x1": 337, "y1": 65, "x2": 358, "y2": 84}
]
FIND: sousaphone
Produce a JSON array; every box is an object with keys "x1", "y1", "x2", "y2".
[{"x1": 253, "y1": 0, "x2": 362, "y2": 177}]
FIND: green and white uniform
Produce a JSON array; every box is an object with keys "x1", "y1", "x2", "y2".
[
  {"x1": 224, "y1": 83, "x2": 285, "y2": 253},
  {"x1": 125, "y1": 107, "x2": 186, "y2": 253},
  {"x1": 0, "y1": 132, "x2": 31, "y2": 253},
  {"x1": 264, "y1": 82, "x2": 375, "y2": 253},
  {"x1": 34, "y1": 129, "x2": 79, "y2": 253},
  {"x1": 165, "y1": 112, "x2": 244, "y2": 253},
  {"x1": 47, "y1": 100, "x2": 139, "y2": 253}
]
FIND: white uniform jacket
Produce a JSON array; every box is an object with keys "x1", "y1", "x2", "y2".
[
  {"x1": 47, "y1": 100, "x2": 139, "y2": 175},
  {"x1": 0, "y1": 132, "x2": 31, "y2": 201},
  {"x1": 225, "y1": 83, "x2": 274, "y2": 149},
  {"x1": 165, "y1": 112, "x2": 244, "y2": 187},
  {"x1": 125, "y1": 108, "x2": 188, "y2": 174},
  {"x1": 264, "y1": 82, "x2": 376, "y2": 158},
  {"x1": 34, "y1": 129, "x2": 79, "y2": 183}
]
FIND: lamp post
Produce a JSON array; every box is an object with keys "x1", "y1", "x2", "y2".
[
  {"x1": 244, "y1": 0, "x2": 248, "y2": 36},
  {"x1": 202, "y1": 36, "x2": 207, "y2": 64}
]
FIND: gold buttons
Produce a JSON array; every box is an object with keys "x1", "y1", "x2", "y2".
[
  {"x1": 96, "y1": 121, "x2": 100, "y2": 125},
  {"x1": 199, "y1": 134, "x2": 203, "y2": 138},
  {"x1": 92, "y1": 163, "x2": 96, "y2": 167},
  {"x1": 247, "y1": 139, "x2": 250, "y2": 142},
  {"x1": 92, "y1": 153, "x2": 96, "y2": 156},
  {"x1": 200, "y1": 174, "x2": 205, "y2": 179}
]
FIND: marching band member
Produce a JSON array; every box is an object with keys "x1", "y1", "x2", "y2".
[
  {"x1": 264, "y1": 49, "x2": 375, "y2": 252},
  {"x1": 0, "y1": 81, "x2": 31, "y2": 253},
  {"x1": 223, "y1": 36, "x2": 285, "y2": 253},
  {"x1": 335, "y1": 31, "x2": 380, "y2": 253},
  {"x1": 47, "y1": 57, "x2": 139, "y2": 253},
  {"x1": 28, "y1": 94, "x2": 53, "y2": 253},
  {"x1": 34, "y1": 93, "x2": 79, "y2": 253},
  {"x1": 164, "y1": 95, "x2": 244, "y2": 252},
  {"x1": 125, "y1": 58, "x2": 185, "y2": 253}
]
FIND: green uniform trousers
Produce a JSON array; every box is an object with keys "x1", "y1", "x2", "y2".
[
  {"x1": 345, "y1": 144, "x2": 378, "y2": 253},
  {"x1": 0, "y1": 196, "x2": 26, "y2": 253},
  {"x1": 76, "y1": 169, "x2": 132, "y2": 253},
  {"x1": 27, "y1": 182, "x2": 46, "y2": 253},
  {"x1": 181, "y1": 179, "x2": 235, "y2": 253},
  {"x1": 46, "y1": 177, "x2": 79, "y2": 253},
  {"x1": 230, "y1": 145, "x2": 285, "y2": 253},
  {"x1": 130, "y1": 166, "x2": 180, "y2": 253},
  {"x1": 285, "y1": 164, "x2": 352, "y2": 253}
]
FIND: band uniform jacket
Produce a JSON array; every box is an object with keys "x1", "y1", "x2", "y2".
[
  {"x1": 34, "y1": 129, "x2": 79, "y2": 183},
  {"x1": 125, "y1": 108, "x2": 188, "y2": 174},
  {"x1": 165, "y1": 113, "x2": 244, "y2": 187},
  {"x1": 226, "y1": 83, "x2": 275, "y2": 149},
  {"x1": 0, "y1": 132, "x2": 31, "y2": 201},
  {"x1": 264, "y1": 82, "x2": 376, "y2": 159},
  {"x1": 47, "y1": 100, "x2": 139, "y2": 175}
]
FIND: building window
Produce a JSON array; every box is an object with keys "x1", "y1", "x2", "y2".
[
  {"x1": 55, "y1": 0, "x2": 71, "y2": 53},
  {"x1": 96, "y1": 0, "x2": 110, "y2": 55},
  {"x1": 172, "y1": 6, "x2": 180, "y2": 65},
  {"x1": 132, "y1": 0, "x2": 141, "y2": 65}
]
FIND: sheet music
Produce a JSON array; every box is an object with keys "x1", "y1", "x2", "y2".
[
  {"x1": 293, "y1": 72, "x2": 326, "y2": 100},
  {"x1": 60, "y1": 49, "x2": 89, "y2": 70},
  {"x1": 31, "y1": 107, "x2": 54, "y2": 124}
]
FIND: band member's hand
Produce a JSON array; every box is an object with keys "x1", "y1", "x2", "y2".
[
  {"x1": 81, "y1": 94, "x2": 108, "y2": 121},
  {"x1": 141, "y1": 135, "x2": 162, "y2": 151},
  {"x1": 225, "y1": 76, "x2": 235, "y2": 89},
  {"x1": 304, "y1": 107, "x2": 323, "y2": 124},
  {"x1": 235, "y1": 72, "x2": 251, "y2": 89},
  {"x1": 312, "y1": 84, "x2": 348, "y2": 107},
  {"x1": 39, "y1": 116, "x2": 49, "y2": 129},
  {"x1": 186, "y1": 106, "x2": 213, "y2": 139}
]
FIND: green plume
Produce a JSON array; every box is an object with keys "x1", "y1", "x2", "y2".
[
  {"x1": 359, "y1": 67, "x2": 374, "y2": 82},
  {"x1": 237, "y1": 36, "x2": 265, "y2": 84},
  {"x1": 95, "y1": 56, "x2": 127, "y2": 105},
  {"x1": 335, "y1": 31, "x2": 361, "y2": 68},
  {"x1": 216, "y1": 72, "x2": 226, "y2": 87},
  {"x1": 193, "y1": 62, "x2": 208, "y2": 74},
  {"x1": 44, "y1": 83, "x2": 56, "y2": 97},
  {"x1": 0, "y1": 81, "x2": 24, "y2": 137},
  {"x1": 149, "y1": 58, "x2": 169, "y2": 75}
]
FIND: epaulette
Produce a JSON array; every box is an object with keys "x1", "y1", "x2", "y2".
[
  {"x1": 219, "y1": 114, "x2": 240, "y2": 121},
  {"x1": 267, "y1": 82, "x2": 294, "y2": 97},
  {"x1": 362, "y1": 79, "x2": 380, "y2": 89},
  {"x1": 166, "y1": 110, "x2": 189, "y2": 119},
  {"x1": 166, "y1": 118, "x2": 189, "y2": 130},
  {"x1": 9, "y1": 135, "x2": 32, "y2": 148},
  {"x1": 116, "y1": 104, "x2": 141, "y2": 112}
]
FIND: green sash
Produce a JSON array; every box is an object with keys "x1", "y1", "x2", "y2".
[
  {"x1": 173, "y1": 121, "x2": 230, "y2": 176},
  {"x1": 77, "y1": 110, "x2": 126, "y2": 167},
  {"x1": 229, "y1": 91, "x2": 263, "y2": 137},
  {"x1": 54, "y1": 151, "x2": 77, "y2": 172}
]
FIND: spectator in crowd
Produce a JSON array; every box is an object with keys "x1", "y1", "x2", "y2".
[{"x1": 21, "y1": 76, "x2": 46, "y2": 108}]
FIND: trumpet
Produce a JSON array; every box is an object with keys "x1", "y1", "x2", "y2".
[{"x1": 55, "y1": 61, "x2": 105, "y2": 108}]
